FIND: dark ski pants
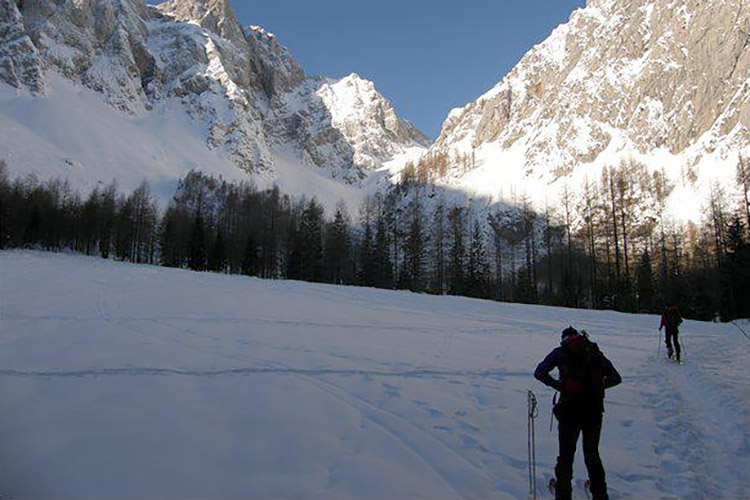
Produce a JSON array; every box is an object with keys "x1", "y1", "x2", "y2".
[
  {"x1": 665, "y1": 328, "x2": 681, "y2": 361},
  {"x1": 555, "y1": 412, "x2": 608, "y2": 500}
]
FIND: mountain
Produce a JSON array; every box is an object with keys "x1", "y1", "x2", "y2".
[
  {"x1": 0, "y1": 0, "x2": 429, "y2": 205},
  {"x1": 426, "y1": 0, "x2": 750, "y2": 221},
  {"x1": 1, "y1": 0, "x2": 748, "y2": 220}
]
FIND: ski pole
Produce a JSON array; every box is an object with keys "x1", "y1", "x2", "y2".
[
  {"x1": 730, "y1": 320, "x2": 750, "y2": 340},
  {"x1": 527, "y1": 390, "x2": 538, "y2": 500}
]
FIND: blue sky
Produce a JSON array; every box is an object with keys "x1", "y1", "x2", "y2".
[{"x1": 229, "y1": 1, "x2": 586, "y2": 138}]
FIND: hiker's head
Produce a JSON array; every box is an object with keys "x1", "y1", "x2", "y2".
[
  {"x1": 561, "y1": 326, "x2": 586, "y2": 349},
  {"x1": 561, "y1": 326, "x2": 579, "y2": 341}
]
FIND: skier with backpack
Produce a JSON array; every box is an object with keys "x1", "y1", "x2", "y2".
[
  {"x1": 534, "y1": 326, "x2": 622, "y2": 500},
  {"x1": 659, "y1": 303, "x2": 683, "y2": 362}
]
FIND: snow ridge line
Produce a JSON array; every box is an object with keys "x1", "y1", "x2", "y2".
[{"x1": 0, "y1": 367, "x2": 532, "y2": 380}]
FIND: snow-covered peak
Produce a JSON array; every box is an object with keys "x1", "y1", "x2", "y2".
[
  {"x1": 0, "y1": 0, "x2": 429, "y2": 208},
  {"x1": 429, "y1": 0, "x2": 750, "y2": 221},
  {"x1": 315, "y1": 73, "x2": 431, "y2": 171}
]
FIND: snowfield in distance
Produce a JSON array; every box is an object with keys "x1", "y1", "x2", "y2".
[{"x1": 1, "y1": 251, "x2": 749, "y2": 498}]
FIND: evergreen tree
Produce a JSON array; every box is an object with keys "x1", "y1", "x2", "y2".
[
  {"x1": 467, "y1": 219, "x2": 490, "y2": 298},
  {"x1": 242, "y1": 234, "x2": 258, "y2": 276},
  {"x1": 289, "y1": 198, "x2": 325, "y2": 282},
  {"x1": 636, "y1": 250, "x2": 655, "y2": 312},
  {"x1": 98, "y1": 182, "x2": 117, "y2": 259},
  {"x1": 448, "y1": 205, "x2": 466, "y2": 295},
  {"x1": 374, "y1": 209, "x2": 393, "y2": 288},
  {"x1": 722, "y1": 216, "x2": 750, "y2": 319},
  {"x1": 159, "y1": 206, "x2": 180, "y2": 268},
  {"x1": 0, "y1": 161, "x2": 10, "y2": 249},
  {"x1": 208, "y1": 229, "x2": 227, "y2": 272},
  {"x1": 359, "y1": 219, "x2": 376, "y2": 286},
  {"x1": 324, "y1": 203, "x2": 353, "y2": 284},
  {"x1": 402, "y1": 190, "x2": 425, "y2": 291},
  {"x1": 188, "y1": 210, "x2": 207, "y2": 271},
  {"x1": 432, "y1": 198, "x2": 447, "y2": 295}
]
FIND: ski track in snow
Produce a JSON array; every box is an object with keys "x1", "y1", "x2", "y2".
[
  {"x1": 648, "y1": 339, "x2": 750, "y2": 499},
  {"x1": 1, "y1": 251, "x2": 749, "y2": 499}
]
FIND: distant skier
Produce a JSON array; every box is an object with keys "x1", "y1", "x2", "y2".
[
  {"x1": 659, "y1": 303, "x2": 683, "y2": 362},
  {"x1": 534, "y1": 327, "x2": 622, "y2": 500}
]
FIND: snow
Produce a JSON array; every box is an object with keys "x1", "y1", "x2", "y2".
[
  {"x1": 1, "y1": 250, "x2": 749, "y2": 498},
  {"x1": 203, "y1": 34, "x2": 246, "y2": 105},
  {"x1": 0, "y1": 75, "x2": 420, "y2": 213},
  {"x1": 0, "y1": 76, "x2": 251, "y2": 201}
]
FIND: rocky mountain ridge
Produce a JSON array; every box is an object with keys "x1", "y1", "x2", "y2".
[
  {"x1": 429, "y1": 0, "x2": 750, "y2": 219},
  {"x1": 1, "y1": 0, "x2": 748, "y2": 220},
  {"x1": 0, "y1": 0, "x2": 429, "y2": 197}
]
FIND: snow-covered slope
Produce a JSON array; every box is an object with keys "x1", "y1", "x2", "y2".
[
  {"x1": 429, "y1": 0, "x2": 750, "y2": 220},
  {"x1": 0, "y1": 0, "x2": 429, "y2": 207},
  {"x1": 2, "y1": 250, "x2": 749, "y2": 498}
]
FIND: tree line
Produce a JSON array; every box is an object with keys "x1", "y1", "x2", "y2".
[{"x1": 1, "y1": 157, "x2": 749, "y2": 321}]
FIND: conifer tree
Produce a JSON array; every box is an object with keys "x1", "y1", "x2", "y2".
[
  {"x1": 324, "y1": 203, "x2": 353, "y2": 284},
  {"x1": 374, "y1": 207, "x2": 394, "y2": 289},
  {"x1": 402, "y1": 190, "x2": 425, "y2": 291},
  {"x1": 432, "y1": 198, "x2": 447, "y2": 294},
  {"x1": 448, "y1": 205, "x2": 466, "y2": 295},
  {"x1": 359, "y1": 219, "x2": 376, "y2": 286},
  {"x1": 242, "y1": 234, "x2": 257, "y2": 276},
  {"x1": 467, "y1": 219, "x2": 490, "y2": 298},
  {"x1": 208, "y1": 229, "x2": 227, "y2": 272},
  {"x1": 188, "y1": 210, "x2": 207, "y2": 271},
  {"x1": 636, "y1": 250, "x2": 655, "y2": 312}
]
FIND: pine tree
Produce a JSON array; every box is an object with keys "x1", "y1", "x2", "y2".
[
  {"x1": 448, "y1": 205, "x2": 466, "y2": 295},
  {"x1": 636, "y1": 250, "x2": 655, "y2": 312},
  {"x1": 402, "y1": 190, "x2": 425, "y2": 291},
  {"x1": 188, "y1": 210, "x2": 207, "y2": 271},
  {"x1": 98, "y1": 182, "x2": 117, "y2": 259},
  {"x1": 374, "y1": 208, "x2": 394, "y2": 288},
  {"x1": 242, "y1": 234, "x2": 257, "y2": 276},
  {"x1": 324, "y1": 203, "x2": 352, "y2": 284},
  {"x1": 488, "y1": 211, "x2": 506, "y2": 301},
  {"x1": 208, "y1": 229, "x2": 227, "y2": 272},
  {"x1": 432, "y1": 198, "x2": 447, "y2": 294},
  {"x1": 722, "y1": 216, "x2": 750, "y2": 320},
  {"x1": 467, "y1": 219, "x2": 490, "y2": 298},
  {"x1": 159, "y1": 206, "x2": 180, "y2": 268},
  {"x1": 0, "y1": 161, "x2": 10, "y2": 249},
  {"x1": 359, "y1": 219, "x2": 376, "y2": 286},
  {"x1": 290, "y1": 198, "x2": 324, "y2": 282}
]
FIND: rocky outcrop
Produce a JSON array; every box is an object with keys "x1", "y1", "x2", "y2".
[
  {"x1": 435, "y1": 0, "x2": 750, "y2": 184},
  {"x1": 316, "y1": 73, "x2": 431, "y2": 171},
  {"x1": 0, "y1": 0, "x2": 428, "y2": 185},
  {"x1": 0, "y1": 0, "x2": 44, "y2": 92},
  {"x1": 243, "y1": 25, "x2": 305, "y2": 97}
]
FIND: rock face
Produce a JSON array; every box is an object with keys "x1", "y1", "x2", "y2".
[
  {"x1": 0, "y1": 0, "x2": 44, "y2": 92},
  {"x1": 316, "y1": 73, "x2": 431, "y2": 172},
  {"x1": 432, "y1": 0, "x2": 750, "y2": 207},
  {"x1": 2, "y1": 0, "x2": 746, "y2": 213},
  {"x1": 0, "y1": 0, "x2": 429, "y2": 187}
]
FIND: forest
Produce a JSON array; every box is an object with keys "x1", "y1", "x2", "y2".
[{"x1": 1, "y1": 157, "x2": 749, "y2": 322}]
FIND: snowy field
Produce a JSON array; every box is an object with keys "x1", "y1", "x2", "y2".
[{"x1": 1, "y1": 251, "x2": 749, "y2": 499}]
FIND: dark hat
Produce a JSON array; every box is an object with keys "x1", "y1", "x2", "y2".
[{"x1": 561, "y1": 326, "x2": 578, "y2": 339}]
